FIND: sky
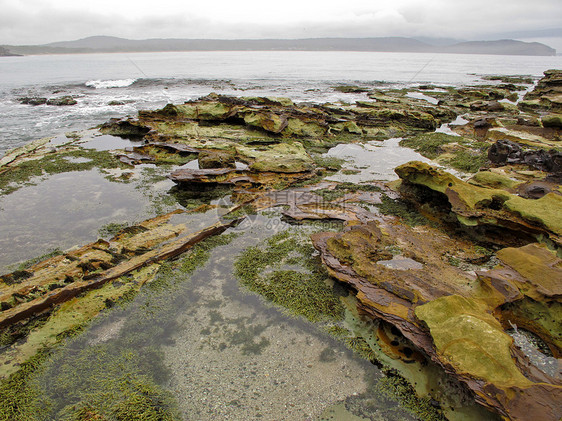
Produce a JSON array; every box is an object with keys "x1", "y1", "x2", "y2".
[{"x1": 1, "y1": 0, "x2": 561, "y2": 50}]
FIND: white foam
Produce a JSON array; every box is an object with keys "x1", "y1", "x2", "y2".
[{"x1": 85, "y1": 79, "x2": 137, "y2": 89}]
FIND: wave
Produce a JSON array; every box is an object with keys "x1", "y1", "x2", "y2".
[{"x1": 85, "y1": 79, "x2": 137, "y2": 89}]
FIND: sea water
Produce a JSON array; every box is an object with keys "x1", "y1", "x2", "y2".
[{"x1": 1, "y1": 50, "x2": 561, "y2": 156}]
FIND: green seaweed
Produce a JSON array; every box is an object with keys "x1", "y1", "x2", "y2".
[
  {"x1": 14, "y1": 249, "x2": 63, "y2": 271},
  {"x1": 376, "y1": 195, "x2": 430, "y2": 227},
  {"x1": 400, "y1": 133, "x2": 457, "y2": 159},
  {"x1": 98, "y1": 222, "x2": 131, "y2": 238},
  {"x1": 0, "y1": 231, "x2": 242, "y2": 420},
  {"x1": 375, "y1": 369, "x2": 447, "y2": 421},
  {"x1": 0, "y1": 148, "x2": 128, "y2": 196},
  {"x1": 445, "y1": 149, "x2": 488, "y2": 173},
  {"x1": 0, "y1": 348, "x2": 52, "y2": 421},
  {"x1": 234, "y1": 230, "x2": 344, "y2": 322},
  {"x1": 312, "y1": 155, "x2": 345, "y2": 171}
]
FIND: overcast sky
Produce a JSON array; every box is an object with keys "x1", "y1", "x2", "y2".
[{"x1": 1, "y1": 0, "x2": 561, "y2": 49}]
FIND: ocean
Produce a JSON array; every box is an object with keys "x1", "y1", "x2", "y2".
[{"x1": 1, "y1": 50, "x2": 561, "y2": 156}]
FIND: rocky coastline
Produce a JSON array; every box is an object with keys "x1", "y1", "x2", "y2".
[{"x1": 0, "y1": 70, "x2": 560, "y2": 420}]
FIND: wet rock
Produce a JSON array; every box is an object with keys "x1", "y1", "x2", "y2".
[
  {"x1": 523, "y1": 69, "x2": 562, "y2": 112},
  {"x1": 168, "y1": 166, "x2": 316, "y2": 187},
  {"x1": 474, "y1": 117, "x2": 493, "y2": 129},
  {"x1": 0, "y1": 212, "x2": 240, "y2": 330},
  {"x1": 19, "y1": 97, "x2": 47, "y2": 105},
  {"x1": 100, "y1": 118, "x2": 151, "y2": 138},
  {"x1": 488, "y1": 139, "x2": 522, "y2": 164},
  {"x1": 198, "y1": 150, "x2": 236, "y2": 169},
  {"x1": 487, "y1": 127, "x2": 559, "y2": 148},
  {"x1": 541, "y1": 113, "x2": 562, "y2": 128},
  {"x1": 517, "y1": 181, "x2": 556, "y2": 199},
  {"x1": 170, "y1": 99, "x2": 242, "y2": 120},
  {"x1": 312, "y1": 213, "x2": 562, "y2": 420},
  {"x1": 488, "y1": 139, "x2": 562, "y2": 173},
  {"x1": 242, "y1": 111, "x2": 288, "y2": 134},
  {"x1": 516, "y1": 116, "x2": 542, "y2": 127},
  {"x1": 242, "y1": 142, "x2": 315, "y2": 173},
  {"x1": 46, "y1": 96, "x2": 77, "y2": 106},
  {"x1": 470, "y1": 100, "x2": 505, "y2": 112},
  {"x1": 395, "y1": 161, "x2": 562, "y2": 246},
  {"x1": 333, "y1": 85, "x2": 370, "y2": 93}
]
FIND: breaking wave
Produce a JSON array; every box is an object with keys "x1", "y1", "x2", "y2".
[{"x1": 85, "y1": 79, "x2": 137, "y2": 89}]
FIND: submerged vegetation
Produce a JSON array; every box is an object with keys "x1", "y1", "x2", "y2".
[
  {"x1": 0, "y1": 148, "x2": 127, "y2": 195},
  {"x1": 234, "y1": 229, "x2": 344, "y2": 322},
  {"x1": 400, "y1": 133, "x2": 489, "y2": 173},
  {"x1": 0, "y1": 232, "x2": 240, "y2": 421}
]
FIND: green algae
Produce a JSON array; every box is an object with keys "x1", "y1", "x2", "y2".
[
  {"x1": 45, "y1": 345, "x2": 181, "y2": 421},
  {"x1": 234, "y1": 230, "x2": 344, "y2": 322},
  {"x1": 312, "y1": 155, "x2": 345, "y2": 171},
  {"x1": 374, "y1": 370, "x2": 446, "y2": 421},
  {"x1": 400, "y1": 133, "x2": 459, "y2": 159},
  {"x1": 0, "y1": 231, "x2": 241, "y2": 420},
  {"x1": 98, "y1": 221, "x2": 131, "y2": 238},
  {"x1": 400, "y1": 133, "x2": 488, "y2": 173},
  {"x1": 315, "y1": 182, "x2": 382, "y2": 202},
  {"x1": 376, "y1": 195, "x2": 430, "y2": 227},
  {"x1": 504, "y1": 193, "x2": 562, "y2": 236},
  {"x1": 0, "y1": 348, "x2": 51, "y2": 421},
  {"x1": 444, "y1": 149, "x2": 488, "y2": 173},
  {"x1": 14, "y1": 249, "x2": 64, "y2": 271},
  {"x1": 468, "y1": 171, "x2": 522, "y2": 190},
  {"x1": 415, "y1": 295, "x2": 532, "y2": 387},
  {"x1": 0, "y1": 148, "x2": 127, "y2": 196}
]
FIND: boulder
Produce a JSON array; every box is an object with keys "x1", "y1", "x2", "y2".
[
  {"x1": 46, "y1": 96, "x2": 77, "y2": 106},
  {"x1": 487, "y1": 139, "x2": 562, "y2": 173},
  {"x1": 19, "y1": 97, "x2": 47, "y2": 106},
  {"x1": 488, "y1": 139, "x2": 522, "y2": 164}
]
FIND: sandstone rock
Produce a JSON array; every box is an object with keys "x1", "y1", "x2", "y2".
[
  {"x1": 395, "y1": 161, "x2": 562, "y2": 246},
  {"x1": 242, "y1": 142, "x2": 314, "y2": 173},
  {"x1": 541, "y1": 114, "x2": 562, "y2": 128},
  {"x1": 242, "y1": 111, "x2": 288, "y2": 134},
  {"x1": 486, "y1": 127, "x2": 559, "y2": 148},
  {"x1": 99, "y1": 118, "x2": 151, "y2": 138},
  {"x1": 312, "y1": 215, "x2": 562, "y2": 420},
  {"x1": 198, "y1": 150, "x2": 236, "y2": 169}
]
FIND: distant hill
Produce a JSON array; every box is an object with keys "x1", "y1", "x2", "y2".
[
  {"x1": 2, "y1": 36, "x2": 556, "y2": 56},
  {"x1": 0, "y1": 46, "x2": 21, "y2": 56},
  {"x1": 442, "y1": 39, "x2": 556, "y2": 56}
]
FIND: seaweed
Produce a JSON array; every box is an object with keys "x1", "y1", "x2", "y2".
[
  {"x1": 234, "y1": 230, "x2": 344, "y2": 322},
  {"x1": 0, "y1": 148, "x2": 128, "y2": 196}
]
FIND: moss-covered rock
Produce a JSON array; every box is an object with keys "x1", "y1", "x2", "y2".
[
  {"x1": 415, "y1": 295, "x2": 532, "y2": 386},
  {"x1": 541, "y1": 113, "x2": 562, "y2": 128},
  {"x1": 240, "y1": 142, "x2": 315, "y2": 173},
  {"x1": 172, "y1": 101, "x2": 241, "y2": 120},
  {"x1": 242, "y1": 111, "x2": 288, "y2": 134},
  {"x1": 198, "y1": 149, "x2": 236, "y2": 169},
  {"x1": 395, "y1": 161, "x2": 562, "y2": 245}
]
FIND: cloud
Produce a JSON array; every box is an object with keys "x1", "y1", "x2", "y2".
[{"x1": 0, "y1": 0, "x2": 560, "y2": 45}]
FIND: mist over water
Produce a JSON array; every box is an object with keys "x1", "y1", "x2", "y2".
[{"x1": 1, "y1": 51, "x2": 561, "y2": 155}]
